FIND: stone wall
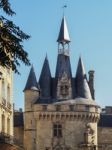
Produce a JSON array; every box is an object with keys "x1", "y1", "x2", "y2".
[
  {"x1": 36, "y1": 119, "x2": 97, "y2": 150},
  {"x1": 0, "y1": 143, "x2": 24, "y2": 150},
  {"x1": 98, "y1": 127, "x2": 112, "y2": 150},
  {"x1": 14, "y1": 127, "x2": 24, "y2": 146},
  {"x1": 34, "y1": 103, "x2": 100, "y2": 150}
]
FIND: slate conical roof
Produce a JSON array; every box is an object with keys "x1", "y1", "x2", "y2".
[
  {"x1": 55, "y1": 54, "x2": 72, "y2": 78},
  {"x1": 75, "y1": 57, "x2": 92, "y2": 99},
  {"x1": 24, "y1": 66, "x2": 39, "y2": 91},
  {"x1": 57, "y1": 16, "x2": 71, "y2": 43},
  {"x1": 39, "y1": 56, "x2": 51, "y2": 97}
]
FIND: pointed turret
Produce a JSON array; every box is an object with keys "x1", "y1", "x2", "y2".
[
  {"x1": 24, "y1": 66, "x2": 39, "y2": 91},
  {"x1": 57, "y1": 16, "x2": 70, "y2": 56},
  {"x1": 75, "y1": 57, "x2": 92, "y2": 99},
  {"x1": 57, "y1": 16, "x2": 71, "y2": 43},
  {"x1": 55, "y1": 16, "x2": 72, "y2": 78},
  {"x1": 39, "y1": 56, "x2": 51, "y2": 98},
  {"x1": 54, "y1": 15, "x2": 72, "y2": 100}
]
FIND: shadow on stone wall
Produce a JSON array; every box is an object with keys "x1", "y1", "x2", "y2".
[{"x1": 0, "y1": 143, "x2": 24, "y2": 150}]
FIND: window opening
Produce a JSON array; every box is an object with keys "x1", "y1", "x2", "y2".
[
  {"x1": 69, "y1": 105, "x2": 74, "y2": 111},
  {"x1": 56, "y1": 105, "x2": 61, "y2": 111},
  {"x1": 2, "y1": 114, "x2": 5, "y2": 132},
  {"x1": 53, "y1": 123, "x2": 62, "y2": 137},
  {"x1": 60, "y1": 85, "x2": 69, "y2": 96}
]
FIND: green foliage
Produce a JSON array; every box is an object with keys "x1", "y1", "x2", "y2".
[
  {"x1": 0, "y1": 0, "x2": 15, "y2": 15},
  {"x1": 0, "y1": 0, "x2": 30, "y2": 74}
]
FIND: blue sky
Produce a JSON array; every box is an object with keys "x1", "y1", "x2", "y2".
[{"x1": 9, "y1": 0, "x2": 112, "y2": 109}]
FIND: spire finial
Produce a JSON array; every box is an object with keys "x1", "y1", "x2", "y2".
[
  {"x1": 62, "y1": 5, "x2": 67, "y2": 16},
  {"x1": 45, "y1": 52, "x2": 48, "y2": 59},
  {"x1": 57, "y1": 12, "x2": 70, "y2": 44}
]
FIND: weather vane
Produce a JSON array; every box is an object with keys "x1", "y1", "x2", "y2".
[{"x1": 62, "y1": 5, "x2": 67, "y2": 15}]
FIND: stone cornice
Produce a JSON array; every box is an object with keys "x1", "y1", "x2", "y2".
[{"x1": 34, "y1": 111, "x2": 100, "y2": 122}]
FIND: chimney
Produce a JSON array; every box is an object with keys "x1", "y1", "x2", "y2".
[
  {"x1": 19, "y1": 108, "x2": 23, "y2": 112},
  {"x1": 88, "y1": 70, "x2": 95, "y2": 100}
]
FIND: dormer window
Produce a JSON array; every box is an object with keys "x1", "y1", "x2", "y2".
[{"x1": 60, "y1": 85, "x2": 69, "y2": 96}]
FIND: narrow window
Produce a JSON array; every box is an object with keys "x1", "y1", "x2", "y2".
[
  {"x1": 7, "y1": 118, "x2": 10, "y2": 134},
  {"x1": 60, "y1": 86, "x2": 64, "y2": 95},
  {"x1": 7, "y1": 85, "x2": 10, "y2": 102},
  {"x1": 60, "y1": 85, "x2": 69, "y2": 96},
  {"x1": 65, "y1": 85, "x2": 69, "y2": 94},
  {"x1": 53, "y1": 123, "x2": 62, "y2": 137},
  {"x1": 2, "y1": 79, "x2": 5, "y2": 99},
  {"x1": 2, "y1": 114, "x2": 5, "y2": 132}
]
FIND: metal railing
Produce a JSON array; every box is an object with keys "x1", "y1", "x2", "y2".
[{"x1": 58, "y1": 49, "x2": 69, "y2": 56}]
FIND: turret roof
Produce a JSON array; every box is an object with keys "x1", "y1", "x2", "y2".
[
  {"x1": 24, "y1": 66, "x2": 39, "y2": 91},
  {"x1": 75, "y1": 57, "x2": 92, "y2": 99},
  {"x1": 55, "y1": 54, "x2": 72, "y2": 78},
  {"x1": 39, "y1": 56, "x2": 51, "y2": 81},
  {"x1": 57, "y1": 16, "x2": 71, "y2": 43},
  {"x1": 39, "y1": 56, "x2": 51, "y2": 98}
]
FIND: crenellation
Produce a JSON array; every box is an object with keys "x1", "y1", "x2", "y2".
[{"x1": 33, "y1": 103, "x2": 100, "y2": 113}]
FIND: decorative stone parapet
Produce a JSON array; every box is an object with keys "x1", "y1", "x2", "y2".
[{"x1": 34, "y1": 111, "x2": 100, "y2": 122}]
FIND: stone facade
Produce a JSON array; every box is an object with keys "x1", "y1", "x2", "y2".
[
  {"x1": 33, "y1": 103, "x2": 100, "y2": 150},
  {"x1": 0, "y1": 67, "x2": 24, "y2": 149},
  {"x1": 0, "y1": 67, "x2": 13, "y2": 136},
  {"x1": 14, "y1": 106, "x2": 112, "y2": 150}
]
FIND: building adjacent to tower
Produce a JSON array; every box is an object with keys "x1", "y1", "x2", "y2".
[
  {"x1": 14, "y1": 15, "x2": 112, "y2": 150},
  {"x1": 0, "y1": 67, "x2": 13, "y2": 136}
]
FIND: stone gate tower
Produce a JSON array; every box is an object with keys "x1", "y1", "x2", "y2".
[{"x1": 24, "y1": 15, "x2": 100, "y2": 150}]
